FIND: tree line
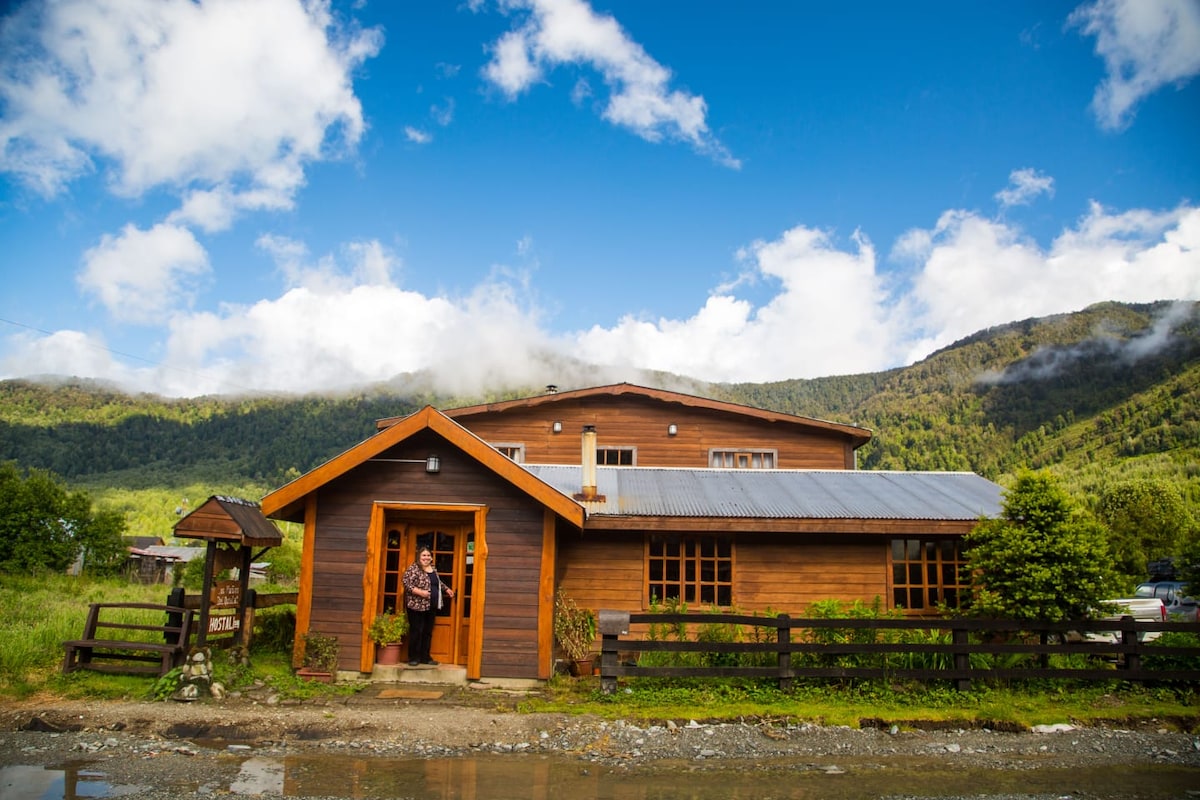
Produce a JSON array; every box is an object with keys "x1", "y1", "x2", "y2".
[{"x1": 1, "y1": 300, "x2": 1197, "y2": 588}]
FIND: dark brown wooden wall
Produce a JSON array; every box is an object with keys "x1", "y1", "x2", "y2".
[
  {"x1": 455, "y1": 395, "x2": 856, "y2": 469},
  {"x1": 306, "y1": 429, "x2": 549, "y2": 677}
]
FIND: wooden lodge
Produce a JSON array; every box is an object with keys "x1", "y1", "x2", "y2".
[{"x1": 260, "y1": 383, "x2": 1003, "y2": 681}]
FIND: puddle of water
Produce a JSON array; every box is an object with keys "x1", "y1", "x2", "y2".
[
  {"x1": 4, "y1": 753, "x2": 1197, "y2": 799},
  {"x1": 0, "y1": 763, "x2": 142, "y2": 799}
]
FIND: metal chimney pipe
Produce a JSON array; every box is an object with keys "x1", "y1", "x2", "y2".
[{"x1": 580, "y1": 425, "x2": 598, "y2": 501}]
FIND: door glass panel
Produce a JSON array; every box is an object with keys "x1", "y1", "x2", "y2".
[
  {"x1": 462, "y1": 533, "x2": 474, "y2": 618},
  {"x1": 381, "y1": 528, "x2": 404, "y2": 614}
]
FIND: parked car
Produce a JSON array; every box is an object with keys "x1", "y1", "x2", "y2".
[
  {"x1": 1135, "y1": 581, "x2": 1199, "y2": 622},
  {"x1": 1082, "y1": 597, "x2": 1166, "y2": 644}
]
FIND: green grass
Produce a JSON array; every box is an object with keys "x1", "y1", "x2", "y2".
[
  {"x1": 0, "y1": 572, "x2": 356, "y2": 702},
  {"x1": 523, "y1": 676, "x2": 1199, "y2": 730},
  {"x1": 4, "y1": 573, "x2": 1197, "y2": 729}
]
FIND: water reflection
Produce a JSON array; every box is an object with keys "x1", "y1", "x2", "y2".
[
  {"x1": 4, "y1": 754, "x2": 1197, "y2": 799},
  {"x1": 0, "y1": 763, "x2": 140, "y2": 799}
]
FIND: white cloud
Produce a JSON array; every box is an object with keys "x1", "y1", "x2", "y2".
[
  {"x1": 1070, "y1": 0, "x2": 1200, "y2": 129},
  {"x1": 484, "y1": 0, "x2": 738, "y2": 167},
  {"x1": 405, "y1": 126, "x2": 433, "y2": 144},
  {"x1": 78, "y1": 223, "x2": 210, "y2": 324},
  {"x1": 894, "y1": 201, "x2": 1200, "y2": 362},
  {"x1": 5, "y1": 179, "x2": 1199, "y2": 397},
  {"x1": 0, "y1": 0, "x2": 382, "y2": 222},
  {"x1": 995, "y1": 168, "x2": 1055, "y2": 208},
  {"x1": 152, "y1": 245, "x2": 554, "y2": 396},
  {"x1": 257, "y1": 234, "x2": 397, "y2": 292},
  {"x1": 431, "y1": 98, "x2": 456, "y2": 127},
  {"x1": 572, "y1": 227, "x2": 898, "y2": 382}
]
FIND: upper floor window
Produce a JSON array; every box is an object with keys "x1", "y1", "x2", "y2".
[
  {"x1": 647, "y1": 534, "x2": 733, "y2": 607},
  {"x1": 597, "y1": 446, "x2": 635, "y2": 466},
  {"x1": 493, "y1": 443, "x2": 525, "y2": 463},
  {"x1": 890, "y1": 538, "x2": 967, "y2": 612},
  {"x1": 709, "y1": 449, "x2": 776, "y2": 469}
]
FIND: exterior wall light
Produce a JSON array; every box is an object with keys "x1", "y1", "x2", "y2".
[
  {"x1": 425, "y1": 456, "x2": 441, "y2": 474},
  {"x1": 552, "y1": 421, "x2": 563, "y2": 433},
  {"x1": 667, "y1": 424, "x2": 678, "y2": 436}
]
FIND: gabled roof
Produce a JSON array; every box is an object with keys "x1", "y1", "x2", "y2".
[
  {"x1": 261, "y1": 406, "x2": 586, "y2": 527},
  {"x1": 173, "y1": 495, "x2": 283, "y2": 547},
  {"x1": 376, "y1": 383, "x2": 872, "y2": 448},
  {"x1": 524, "y1": 465, "x2": 1003, "y2": 523}
]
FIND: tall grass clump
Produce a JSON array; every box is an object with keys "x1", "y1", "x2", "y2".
[{"x1": 0, "y1": 573, "x2": 166, "y2": 695}]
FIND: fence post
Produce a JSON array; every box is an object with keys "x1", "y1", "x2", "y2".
[
  {"x1": 1119, "y1": 616, "x2": 1140, "y2": 674},
  {"x1": 598, "y1": 609, "x2": 629, "y2": 695},
  {"x1": 166, "y1": 587, "x2": 186, "y2": 645},
  {"x1": 776, "y1": 613, "x2": 792, "y2": 692},
  {"x1": 953, "y1": 624, "x2": 971, "y2": 692}
]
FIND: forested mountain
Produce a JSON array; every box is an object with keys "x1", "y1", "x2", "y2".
[{"x1": 2, "y1": 301, "x2": 1198, "y2": 512}]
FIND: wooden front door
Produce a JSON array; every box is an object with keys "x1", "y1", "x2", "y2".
[{"x1": 406, "y1": 525, "x2": 472, "y2": 665}]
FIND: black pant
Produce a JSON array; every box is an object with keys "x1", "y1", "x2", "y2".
[{"x1": 406, "y1": 606, "x2": 436, "y2": 662}]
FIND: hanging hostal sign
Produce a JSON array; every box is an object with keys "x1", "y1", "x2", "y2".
[{"x1": 212, "y1": 580, "x2": 241, "y2": 609}]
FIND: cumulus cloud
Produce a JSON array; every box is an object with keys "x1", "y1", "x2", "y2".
[
  {"x1": 151, "y1": 242, "x2": 557, "y2": 396},
  {"x1": 5, "y1": 186, "x2": 1199, "y2": 396},
  {"x1": 572, "y1": 228, "x2": 897, "y2": 382},
  {"x1": 483, "y1": 0, "x2": 738, "y2": 167},
  {"x1": 1070, "y1": 0, "x2": 1200, "y2": 129},
  {"x1": 0, "y1": 0, "x2": 382, "y2": 222},
  {"x1": 995, "y1": 168, "x2": 1055, "y2": 208},
  {"x1": 78, "y1": 223, "x2": 210, "y2": 325},
  {"x1": 893, "y1": 200, "x2": 1200, "y2": 362}
]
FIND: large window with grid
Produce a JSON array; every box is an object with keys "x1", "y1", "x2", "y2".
[
  {"x1": 647, "y1": 534, "x2": 733, "y2": 607},
  {"x1": 890, "y1": 538, "x2": 967, "y2": 612}
]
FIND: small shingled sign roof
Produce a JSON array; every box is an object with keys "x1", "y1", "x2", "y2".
[{"x1": 173, "y1": 495, "x2": 283, "y2": 547}]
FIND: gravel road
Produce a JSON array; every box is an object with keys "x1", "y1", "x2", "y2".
[{"x1": 2, "y1": 682, "x2": 1198, "y2": 799}]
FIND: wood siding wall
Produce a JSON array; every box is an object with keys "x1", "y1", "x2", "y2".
[
  {"x1": 455, "y1": 396, "x2": 856, "y2": 469},
  {"x1": 556, "y1": 530, "x2": 891, "y2": 621},
  {"x1": 305, "y1": 430, "x2": 551, "y2": 678}
]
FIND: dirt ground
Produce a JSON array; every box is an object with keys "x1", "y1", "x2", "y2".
[{"x1": 2, "y1": 682, "x2": 1200, "y2": 799}]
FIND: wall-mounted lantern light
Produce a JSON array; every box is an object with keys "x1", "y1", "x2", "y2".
[
  {"x1": 667, "y1": 424, "x2": 678, "y2": 436},
  {"x1": 425, "y1": 455, "x2": 441, "y2": 474},
  {"x1": 552, "y1": 421, "x2": 563, "y2": 433}
]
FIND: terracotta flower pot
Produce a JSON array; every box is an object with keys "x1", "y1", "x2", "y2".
[{"x1": 375, "y1": 642, "x2": 403, "y2": 665}]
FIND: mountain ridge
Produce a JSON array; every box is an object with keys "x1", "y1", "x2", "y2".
[{"x1": 1, "y1": 301, "x2": 1197, "y2": 511}]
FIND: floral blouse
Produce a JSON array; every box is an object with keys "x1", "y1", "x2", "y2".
[{"x1": 402, "y1": 562, "x2": 449, "y2": 612}]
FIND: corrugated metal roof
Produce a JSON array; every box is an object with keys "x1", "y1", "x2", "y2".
[{"x1": 523, "y1": 466, "x2": 1003, "y2": 520}]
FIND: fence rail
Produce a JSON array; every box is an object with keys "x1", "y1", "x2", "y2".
[{"x1": 595, "y1": 611, "x2": 1200, "y2": 694}]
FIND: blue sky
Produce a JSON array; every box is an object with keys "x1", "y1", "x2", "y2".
[{"x1": 1, "y1": 0, "x2": 1198, "y2": 398}]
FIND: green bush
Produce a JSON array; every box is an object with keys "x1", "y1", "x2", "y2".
[
  {"x1": 251, "y1": 607, "x2": 296, "y2": 654},
  {"x1": 1144, "y1": 632, "x2": 1200, "y2": 671}
]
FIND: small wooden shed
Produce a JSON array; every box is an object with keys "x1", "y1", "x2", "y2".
[{"x1": 173, "y1": 495, "x2": 283, "y2": 646}]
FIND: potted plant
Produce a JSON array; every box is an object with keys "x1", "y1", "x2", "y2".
[
  {"x1": 368, "y1": 612, "x2": 409, "y2": 665},
  {"x1": 553, "y1": 589, "x2": 597, "y2": 676},
  {"x1": 298, "y1": 631, "x2": 338, "y2": 682}
]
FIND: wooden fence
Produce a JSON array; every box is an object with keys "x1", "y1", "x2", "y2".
[{"x1": 596, "y1": 610, "x2": 1200, "y2": 694}]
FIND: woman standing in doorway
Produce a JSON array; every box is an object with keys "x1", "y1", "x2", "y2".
[{"x1": 402, "y1": 546, "x2": 453, "y2": 666}]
